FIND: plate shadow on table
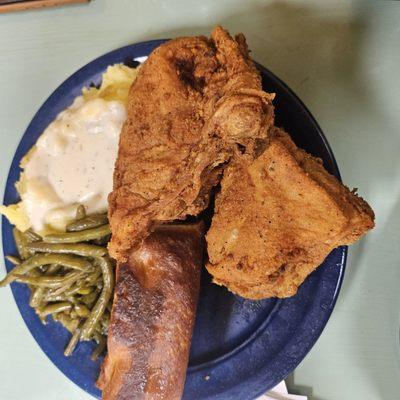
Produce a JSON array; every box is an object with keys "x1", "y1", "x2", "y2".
[
  {"x1": 131, "y1": 2, "x2": 380, "y2": 204},
  {"x1": 136, "y1": 3, "x2": 375, "y2": 208},
  {"x1": 133, "y1": 1, "x2": 370, "y2": 136},
  {"x1": 340, "y1": 196, "x2": 400, "y2": 400},
  {"x1": 285, "y1": 374, "x2": 322, "y2": 400}
]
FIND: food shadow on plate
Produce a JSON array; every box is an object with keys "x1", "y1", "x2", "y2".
[
  {"x1": 189, "y1": 267, "x2": 281, "y2": 369},
  {"x1": 184, "y1": 63, "x2": 336, "y2": 371},
  {"x1": 185, "y1": 193, "x2": 282, "y2": 369}
]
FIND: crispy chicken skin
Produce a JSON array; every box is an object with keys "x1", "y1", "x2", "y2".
[
  {"x1": 206, "y1": 127, "x2": 375, "y2": 299},
  {"x1": 108, "y1": 26, "x2": 274, "y2": 262}
]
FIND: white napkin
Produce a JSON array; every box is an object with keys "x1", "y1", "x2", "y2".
[{"x1": 257, "y1": 381, "x2": 307, "y2": 400}]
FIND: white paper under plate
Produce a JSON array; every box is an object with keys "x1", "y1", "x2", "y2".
[{"x1": 258, "y1": 381, "x2": 307, "y2": 400}]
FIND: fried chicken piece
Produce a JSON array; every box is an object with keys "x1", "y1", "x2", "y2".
[
  {"x1": 108, "y1": 26, "x2": 274, "y2": 262},
  {"x1": 206, "y1": 127, "x2": 375, "y2": 299}
]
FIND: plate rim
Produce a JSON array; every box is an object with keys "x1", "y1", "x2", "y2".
[{"x1": 1, "y1": 39, "x2": 347, "y2": 400}]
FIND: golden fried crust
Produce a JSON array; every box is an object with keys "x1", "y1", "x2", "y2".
[
  {"x1": 206, "y1": 128, "x2": 374, "y2": 299},
  {"x1": 108, "y1": 26, "x2": 274, "y2": 262},
  {"x1": 98, "y1": 223, "x2": 204, "y2": 400}
]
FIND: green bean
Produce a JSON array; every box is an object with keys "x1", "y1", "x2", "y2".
[
  {"x1": 75, "y1": 205, "x2": 86, "y2": 220},
  {"x1": 45, "y1": 264, "x2": 63, "y2": 275},
  {"x1": 62, "y1": 283, "x2": 87, "y2": 298},
  {"x1": 49, "y1": 310, "x2": 60, "y2": 319},
  {"x1": 5, "y1": 255, "x2": 21, "y2": 265},
  {"x1": 29, "y1": 287, "x2": 46, "y2": 308},
  {"x1": 91, "y1": 335, "x2": 106, "y2": 361},
  {"x1": 44, "y1": 224, "x2": 111, "y2": 244},
  {"x1": 39, "y1": 302, "x2": 72, "y2": 317},
  {"x1": 47, "y1": 271, "x2": 88, "y2": 296},
  {"x1": 100, "y1": 312, "x2": 110, "y2": 334},
  {"x1": 13, "y1": 228, "x2": 30, "y2": 259},
  {"x1": 49, "y1": 284, "x2": 75, "y2": 298},
  {"x1": 80, "y1": 291, "x2": 98, "y2": 307},
  {"x1": 26, "y1": 267, "x2": 42, "y2": 278},
  {"x1": 66, "y1": 214, "x2": 108, "y2": 232},
  {"x1": 59, "y1": 314, "x2": 80, "y2": 333},
  {"x1": 38, "y1": 265, "x2": 76, "y2": 301},
  {"x1": 75, "y1": 303, "x2": 90, "y2": 318},
  {"x1": 64, "y1": 327, "x2": 82, "y2": 356},
  {"x1": 84, "y1": 269, "x2": 102, "y2": 287},
  {"x1": 26, "y1": 242, "x2": 107, "y2": 257},
  {"x1": 14, "y1": 271, "x2": 82, "y2": 288},
  {"x1": 54, "y1": 314, "x2": 80, "y2": 333},
  {"x1": 44, "y1": 291, "x2": 77, "y2": 302},
  {"x1": 80, "y1": 257, "x2": 114, "y2": 341},
  {"x1": 90, "y1": 234, "x2": 111, "y2": 246},
  {"x1": 43, "y1": 293, "x2": 64, "y2": 302},
  {"x1": 75, "y1": 286, "x2": 93, "y2": 295},
  {"x1": 24, "y1": 229, "x2": 42, "y2": 242},
  {"x1": 5, "y1": 217, "x2": 115, "y2": 360},
  {"x1": 0, "y1": 254, "x2": 91, "y2": 287},
  {"x1": 102, "y1": 310, "x2": 110, "y2": 326},
  {"x1": 93, "y1": 331, "x2": 103, "y2": 343},
  {"x1": 38, "y1": 314, "x2": 48, "y2": 325}
]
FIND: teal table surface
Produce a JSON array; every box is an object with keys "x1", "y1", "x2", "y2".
[{"x1": 1, "y1": 1, "x2": 399, "y2": 399}]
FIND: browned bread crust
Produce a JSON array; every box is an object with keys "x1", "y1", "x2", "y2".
[{"x1": 98, "y1": 223, "x2": 204, "y2": 399}]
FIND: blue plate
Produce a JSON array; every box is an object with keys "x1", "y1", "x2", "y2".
[{"x1": 2, "y1": 40, "x2": 346, "y2": 400}]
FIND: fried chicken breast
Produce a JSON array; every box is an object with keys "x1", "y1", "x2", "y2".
[
  {"x1": 206, "y1": 127, "x2": 375, "y2": 299},
  {"x1": 108, "y1": 26, "x2": 274, "y2": 262}
]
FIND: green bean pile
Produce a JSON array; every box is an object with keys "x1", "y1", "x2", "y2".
[{"x1": 0, "y1": 206, "x2": 114, "y2": 360}]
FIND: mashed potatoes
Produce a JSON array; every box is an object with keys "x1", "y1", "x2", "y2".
[{"x1": 1, "y1": 64, "x2": 138, "y2": 234}]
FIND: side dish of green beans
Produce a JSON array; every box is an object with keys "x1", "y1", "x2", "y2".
[{"x1": 0, "y1": 206, "x2": 114, "y2": 360}]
